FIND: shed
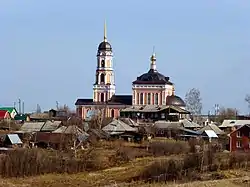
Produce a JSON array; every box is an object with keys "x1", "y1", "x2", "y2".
[
  {"x1": 6, "y1": 134, "x2": 22, "y2": 144},
  {"x1": 0, "y1": 134, "x2": 22, "y2": 147}
]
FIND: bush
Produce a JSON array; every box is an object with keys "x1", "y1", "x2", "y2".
[
  {"x1": 0, "y1": 148, "x2": 116, "y2": 177},
  {"x1": 149, "y1": 140, "x2": 190, "y2": 156},
  {"x1": 139, "y1": 151, "x2": 250, "y2": 183},
  {"x1": 114, "y1": 146, "x2": 152, "y2": 163},
  {"x1": 141, "y1": 159, "x2": 183, "y2": 182}
]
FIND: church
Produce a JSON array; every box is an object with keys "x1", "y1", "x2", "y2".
[
  {"x1": 75, "y1": 23, "x2": 189, "y2": 121},
  {"x1": 75, "y1": 23, "x2": 132, "y2": 120},
  {"x1": 120, "y1": 52, "x2": 190, "y2": 121}
]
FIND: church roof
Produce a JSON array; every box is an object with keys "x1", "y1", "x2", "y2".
[
  {"x1": 133, "y1": 53, "x2": 173, "y2": 85},
  {"x1": 75, "y1": 95, "x2": 132, "y2": 106},
  {"x1": 166, "y1": 95, "x2": 186, "y2": 107},
  {"x1": 98, "y1": 41, "x2": 112, "y2": 51},
  {"x1": 133, "y1": 69, "x2": 173, "y2": 85}
]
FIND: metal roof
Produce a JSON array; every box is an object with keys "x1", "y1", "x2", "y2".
[
  {"x1": 7, "y1": 134, "x2": 22, "y2": 144},
  {"x1": 20, "y1": 122, "x2": 45, "y2": 132},
  {"x1": 198, "y1": 123, "x2": 225, "y2": 135},
  {"x1": 121, "y1": 105, "x2": 190, "y2": 114},
  {"x1": 119, "y1": 118, "x2": 139, "y2": 127},
  {"x1": 219, "y1": 120, "x2": 250, "y2": 128},
  {"x1": 102, "y1": 119, "x2": 137, "y2": 133},
  {"x1": 40, "y1": 120, "x2": 61, "y2": 132},
  {"x1": 154, "y1": 121, "x2": 182, "y2": 129},
  {"x1": 204, "y1": 130, "x2": 218, "y2": 138},
  {"x1": 180, "y1": 119, "x2": 201, "y2": 128}
]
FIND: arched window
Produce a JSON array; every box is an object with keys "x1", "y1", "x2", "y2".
[
  {"x1": 155, "y1": 93, "x2": 158, "y2": 105},
  {"x1": 136, "y1": 93, "x2": 139, "y2": 105},
  {"x1": 111, "y1": 109, "x2": 115, "y2": 118},
  {"x1": 100, "y1": 93, "x2": 104, "y2": 102},
  {"x1": 101, "y1": 60, "x2": 105, "y2": 68},
  {"x1": 140, "y1": 93, "x2": 144, "y2": 105},
  {"x1": 147, "y1": 93, "x2": 151, "y2": 105},
  {"x1": 95, "y1": 74, "x2": 98, "y2": 84},
  {"x1": 100, "y1": 74, "x2": 105, "y2": 83}
]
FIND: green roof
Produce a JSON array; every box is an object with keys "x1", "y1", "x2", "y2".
[
  {"x1": 0, "y1": 107, "x2": 17, "y2": 114},
  {"x1": 14, "y1": 114, "x2": 27, "y2": 121}
]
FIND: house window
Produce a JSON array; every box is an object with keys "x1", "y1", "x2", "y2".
[
  {"x1": 161, "y1": 113, "x2": 165, "y2": 119},
  {"x1": 237, "y1": 131, "x2": 241, "y2": 138},
  {"x1": 155, "y1": 93, "x2": 158, "y2": 105},
  {"x1": 152, "y1": 93, "x2": 155, "y2": 105},
  {"x1": 101, "y1": 60, "x2": 105, "y2": 67},
  {"x1": 141, "y1": 113, "x2": 144, "y2": 118},
  {"x1": 147, "y1": 93, "x2": 151, "y2": 105},
  {"x1": 236, "y1": 141, "x2": 241, "y2": 148},
  {"x1": 140, "y1": 93, "x2": 144, "y2": 105},
  {"x1": 100, "y1": 74, "x2": 105, "y2": 83}
]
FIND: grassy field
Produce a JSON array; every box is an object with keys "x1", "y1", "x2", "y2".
[
  {"x1": 0, "y1": 156, "x2": 249, "y2": 187},
  {"x1": 0, "y1": 140, "x2": 249, "y2": 187}
]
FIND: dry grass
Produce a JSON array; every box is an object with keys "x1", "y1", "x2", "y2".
[
  {"x1": 0, "y1": 140, "x2": 249, "y2": 186},
  {"x1": 0, "y1": 161, "x2": 248, "y2": 187}
]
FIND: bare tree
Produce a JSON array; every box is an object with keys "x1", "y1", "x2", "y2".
[
  {"x1": 216, "y1": 107, "x2": 238, "y2": 123},
  {"x1": 185, "y1": 88, "x2": 202, "y2": 115},
  {"x1": 89, "y1": 108, "x2": 104, "y2": 129},
  {"x1": 245, "y1": 94, "x2": 250, "y2": 115}
]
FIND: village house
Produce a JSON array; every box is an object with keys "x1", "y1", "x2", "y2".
[
  {"x1": 219, "y1": 119, "x2": 250, "y2": 133},
  {"x1": 0, "y1": 107, "x2": 18, "y2": 119},
  {"x1": 229, "y1": 124, "x2": 250, "y2": 152},
  {"x1": 0, "y1": 110, "x2": 11, "y2": 121}
]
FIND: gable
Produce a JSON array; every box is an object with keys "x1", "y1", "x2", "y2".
[{"x1": 0, "y1": 110, "x2": 10, "y2": 119}]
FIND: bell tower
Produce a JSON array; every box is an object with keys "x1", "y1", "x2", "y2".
[{"x1": 93, "y1": 21, "x2": 115, "y2": 102}]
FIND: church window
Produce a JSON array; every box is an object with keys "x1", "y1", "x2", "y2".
[
  {"x1": 100, "y1": 74, "x2": 105, "y2": 83},
  {"x1": 96, "y1": 74, "x2": 98, "y2": 84},
  {"x1": 106, "y1": 73, "x2": 110, "y2": 83},
  {"x1": 140, "y1": 93, "x2": 143, "y2": 105},
  {"x1": 147, "y1": 93, "x2": 151, "y2": 105},
  {"x1": 155, "y1": 93, "x2": 159, "y2": 105},
  {"x1": 101, "y1": 60, "x2": 105, "y2": 67},
  {"x1": 111, "y1": 109, "x2": 115, "y2": 118},
  {"x1": 100, "y1": 93, "x2": 104, "y2": 102},
  {"x1": 137, "y1": 93, "x2": 139, "y2": 105}
]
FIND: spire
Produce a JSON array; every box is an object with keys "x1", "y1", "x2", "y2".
[
  {"x1": 150, "y1": 46, "x2": 156, "y2": 71},
  {"x1": 104, "y1": 20, "x2": 107, "y2": 42}
]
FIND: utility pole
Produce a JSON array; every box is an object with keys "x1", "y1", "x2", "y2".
[
  {"x1": 214, "y1": 104, "x2": 219, "y2": 116},
  {"x1": 18, "y1": 98, "x2": 21, "y2": 114},
  {"x1": 22, "y1": 102, "x2": 24, "y2": 114},
  {"x1": 235, "y1": 108, "x2": 237, "y2": 120},
  {"x1": 214, "y1": 104, "x2": 219, "y2": 122},
  {"x1": 56, "y1": 101, "x2": 59, "y2": 110}
]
